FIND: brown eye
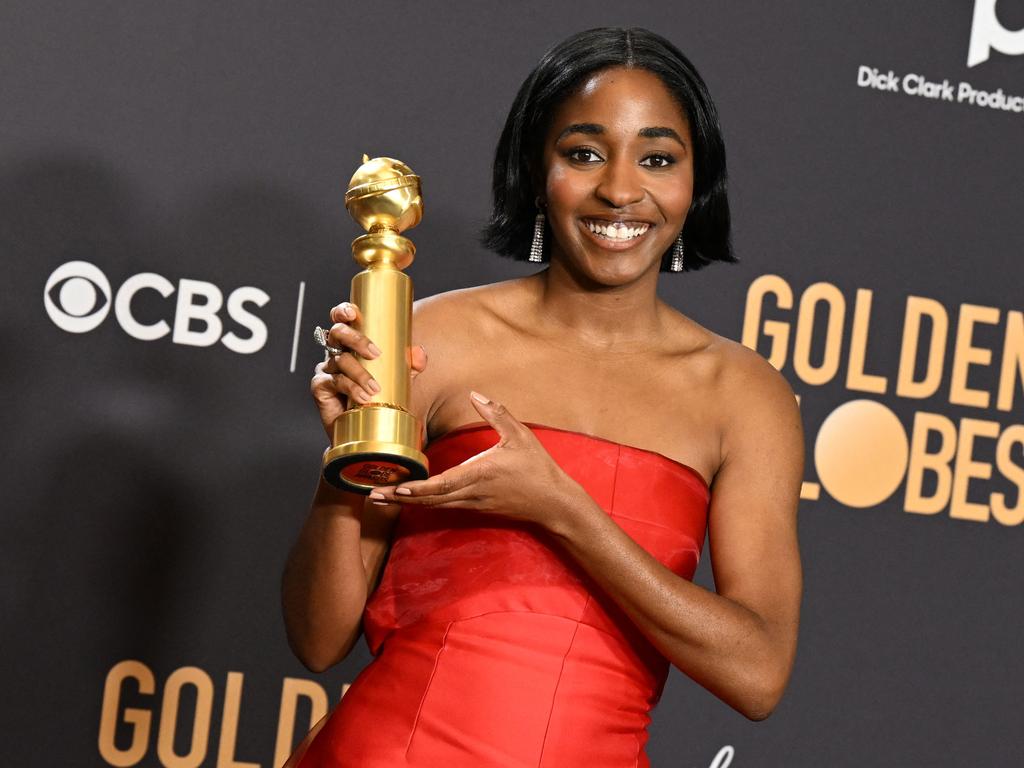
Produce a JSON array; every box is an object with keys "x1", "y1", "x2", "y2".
[
  {"x1": 640, "y1": 154, "x2": 675, "y2": 168},
  {"x1": 567, "y1": 148, "x2": 603, "y2": 164}
]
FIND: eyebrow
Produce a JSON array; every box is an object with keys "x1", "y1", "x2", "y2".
[
  {"x1": 557, "y1": 123, "x2": 604, "y2": 141},
  {"x1": 639, "y1": 126, "x2": 686, "y2": 146},
  {"x1": 556, "y1": 123, "x2": 687, "y2": 147}
]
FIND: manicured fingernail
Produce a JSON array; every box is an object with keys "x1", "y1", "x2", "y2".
[
  {"x1": 395, "y1": 487, "x2": 412, "y2": 496},
  {"x1": 470, "y1": 391, "x2": 490, "y2": 404},
  {"x1": 367, "y1": 379, "x2": 381, "y2": 394},
  {"x1": 355, "y1": 389, "x2": 370, "y2": 403},
  {"x1": 371, "y1": 500, "x2": 389, "y2": 506},
  {"x1": 368, "y1": 491, "x2": 385, "y2": 500},
  {"x1": 367, "y1": 342, "x2": 382, "y2": 358}
]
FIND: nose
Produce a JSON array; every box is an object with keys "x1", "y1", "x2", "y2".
[{"x1": 594, "y1": 156, "x2": 644, "y2": 208}]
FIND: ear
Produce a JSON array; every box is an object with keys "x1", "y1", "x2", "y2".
[
  {"x1": 529, "y1": 184, "x2": 544, "y2": 210},
  {"x1": 526, "y1": 155, "x2": 546, "y2": 208}
]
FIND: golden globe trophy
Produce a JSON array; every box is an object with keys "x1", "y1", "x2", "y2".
[{"x1": 320, "y1": 155, "x2": 429, "y2": 494}]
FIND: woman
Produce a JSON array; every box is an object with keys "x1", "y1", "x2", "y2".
[{"x1": 283, "y1": 26, "x2": 803, "y2": 767}]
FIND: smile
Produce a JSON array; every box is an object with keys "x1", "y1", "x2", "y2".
[{"x1": 582, "y1": 219, "x2": 651, "y2": 241}]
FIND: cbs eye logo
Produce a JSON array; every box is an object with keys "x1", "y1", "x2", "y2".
[{"x1": 44, "y1": 260, "x2": 112, "y2": 333}]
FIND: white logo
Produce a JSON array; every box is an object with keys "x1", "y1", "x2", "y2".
[
  {"x1": 44, "y1": 260, "x2": 270, "y2": 354},
  {"x1": 44, "y1": 260, "x2": 113, "y2": 333},
  {"x1": 968, "y1": 0, "x2": 1024, "y2": 67}
]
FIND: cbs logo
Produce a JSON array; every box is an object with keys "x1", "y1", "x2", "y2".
[
  {"x1": 969, "y1": 0, "x2": 1024, "y2": 67},
  {"x1": 44, "y1": 260, "x2": 270, "y2": 354}
]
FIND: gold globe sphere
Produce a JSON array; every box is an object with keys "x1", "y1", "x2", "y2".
[{"x1": 345, "y1": 156, "x2": 423, "y2": 234}]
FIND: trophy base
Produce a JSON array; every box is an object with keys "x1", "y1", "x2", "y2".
[{"x1": 323, "y1": 405, "x2": 428, "y2": 494}]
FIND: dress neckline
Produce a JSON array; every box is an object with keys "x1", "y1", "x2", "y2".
[{"x1": 427, "y1": 421, "x2": 710, "y2": 491}]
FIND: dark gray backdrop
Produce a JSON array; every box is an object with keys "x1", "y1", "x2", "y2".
[{"x1": 3, "y1": 1, "x2": 1022, "y2": 766}]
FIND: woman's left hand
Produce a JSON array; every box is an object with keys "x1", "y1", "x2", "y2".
[{"x1": 368, "y1": 391, "x2": 580, "y2": 529}]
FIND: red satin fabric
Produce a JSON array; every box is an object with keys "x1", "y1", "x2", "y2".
[{"x1": 298, "y1": 423, "x2": 709, "y2": 768}]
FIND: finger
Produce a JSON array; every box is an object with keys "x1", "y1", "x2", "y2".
[
  {"x1": 396, "y1": 496, "x2": 479, "y2": 510},
  {"x1": 310, "y1": 370, "x2": 333, "y2": 400},
  {"x1": 468, "y1": 391, "x2": 528, "y2": 444},
  {"x1": 333, "y1": 373, "x2": 374, "y2": 404},
  {"x1": 410, "y1": 344, "x2": 428, "y2": 378},
  {"x1": 325, "y1": 351, "x2": 381, "y2": 396},
  {"x1": 369, "y1": 486, "x2": 477, "y2": 509},
  {"x1": 310, "y1": 373, "x2": 351, "y2": 422},
  {"x1": 312, "y1": 366, "x2": 373, "y2": 405},
  {"x1": 330, "y1": 302, "x2": 362, "y2": 324},
  {"x1": 387, "y1": 464, "x2": 477, "y2": 500},
  {"x1": 327, "y1": 322, "x2": 382, "y2": 360},
  {"x1": 366, "y1": 495, "x2": 403, "y2": 509},
  {"x1": 372, "y1": 486, "x2": 478, "y2": 508}
]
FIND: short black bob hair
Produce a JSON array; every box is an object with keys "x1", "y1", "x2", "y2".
[{"x1": 482, "y1": 27, "x2": 735, "y2": 272}]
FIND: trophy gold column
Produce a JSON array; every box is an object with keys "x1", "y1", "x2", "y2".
[{"x1": 321, "y1": 155, "x2": 429, "y2": 494}]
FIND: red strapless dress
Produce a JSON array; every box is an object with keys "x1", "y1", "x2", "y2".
[{"x1": 297, "y1": 423, "x2": 709, "y2": 768}]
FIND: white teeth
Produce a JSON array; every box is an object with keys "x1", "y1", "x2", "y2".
[{"x1": 584, "y1": 220, "x2": 649, "y2": 240}]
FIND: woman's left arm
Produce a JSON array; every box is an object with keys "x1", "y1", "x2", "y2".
[
  {"x1": 372, "y1": 358, "x2": 804, "y2": 721},
  {"x1": 552, "y1": 353, "x2": 804, "y2": 722}
]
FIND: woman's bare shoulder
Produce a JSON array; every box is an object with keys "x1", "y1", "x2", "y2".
[
  {"x1": 660, "y1": 309, "x2": 798, "y2": 431},
  {"x1": 663, "y1": 307, "x2": 789, "y2": 393},
  {"x1": 659, "y1": 314, "x2": 801, "y2": 485},
  {"x1": 695, "y1": 327, "x2": 801, "y2": 458},
  {"x1": 713, "y1": 334, "x2": 794, "y2": 403},
  {"x1": 412, "y1": 278, "x2": 529, "y2": 339},
  {"x1": 408, "y1": 279, "x2": 529, "y2": 426}
]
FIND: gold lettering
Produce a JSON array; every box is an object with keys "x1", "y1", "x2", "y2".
[
  {"x1": 950, "y1": 418, "x2": 1000, "y2": 522},
  {"x1": 98, "y1": 660, "x2": 155, "y2": 767},
  {"x1": 846, "y1": 288, "x2": 888, "y2": 393},
  {"x1": 950, "y1": 304, "x2": 1000, "y2": 408},
  {"x1": 216, "y1": 672, "x2": 260, "y2": 768},
  {"x1": 273, "y1": 678, "x2": 329, "y2": 768},
  {"x1": 996, "y1": 310, "x2": 1024, "y2": 412},
  {"x1": 896, "y1": 296, "x2": 948, "y2": 399},
  {"x1": 793, "y1": 282, "x2": 845, "y2": 386},
  {"x1": 991, "y1": 424, "x2": 1024, "y2": 526},
  {"x1": 904, "y1": 412, "x2": 956, "y2": 515},
  {"x1": 741, "y1": 274, "x2": 793, "y2": 369},
  {"x1": 157, "y1": 666, "x2": 214, "y2": 768}
]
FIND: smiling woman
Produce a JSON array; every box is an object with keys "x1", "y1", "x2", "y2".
[
  {"x1": 484, "y1": 27, "x2": 734, "y2": 275},
  {"x1": 284, "y1": 26, "x2": 804, "y2": 768},
  {"x1": 541, "y1": 68, "x2": 696, "y2": 284}
]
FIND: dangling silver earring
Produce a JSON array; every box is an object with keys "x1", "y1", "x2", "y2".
[
  {"x1": 528, "y1": 202, "x2": 545, "y2": 263},
  {"x1": 669, "y1": 233, "x2": 685, "y2": 272}
]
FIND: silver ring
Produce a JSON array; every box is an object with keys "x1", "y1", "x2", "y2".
[{"x1": 313, "y1": 326, "x2": 344, "y2": 356}]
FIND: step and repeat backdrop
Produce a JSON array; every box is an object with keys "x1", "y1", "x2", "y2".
[{"x1": 3, "y1": 2, "x2": 1021, "y2": 766}]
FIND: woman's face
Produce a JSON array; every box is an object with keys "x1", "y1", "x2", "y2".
[{"x1": 540, "y1": 67, "x2": 694, "y2": 286}]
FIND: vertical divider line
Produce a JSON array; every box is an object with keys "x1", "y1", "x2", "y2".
[{"x1": 289, "y1": 280, "x2": 306, "y2": 373}]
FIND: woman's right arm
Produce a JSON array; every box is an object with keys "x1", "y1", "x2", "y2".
[
  {"x1": 281, "y1": 301, "x2": 428, "y2": 672},
  {"x1": 281, "y1": 478, "x2": 399, "y2": 672}
]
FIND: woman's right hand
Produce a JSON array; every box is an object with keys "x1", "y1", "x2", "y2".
[{"x1": 310, "y1": 301, "x2": 428, "y2": 438}]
